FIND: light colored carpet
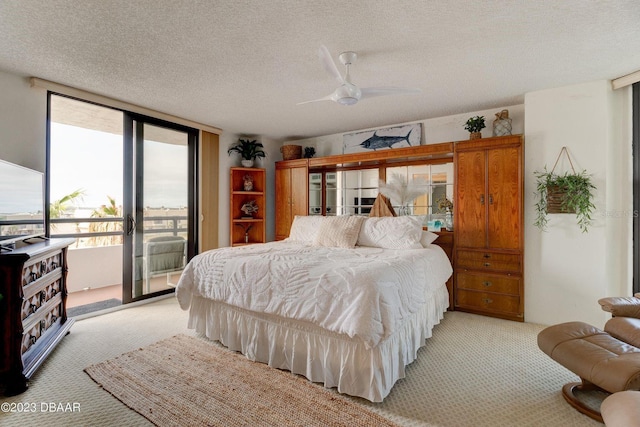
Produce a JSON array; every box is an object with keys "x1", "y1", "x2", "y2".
[
  {"x1": 85, "y1": 334, "x2": 400, "y2": 427},
  {"x1": 1, "y1": 296, "x2": 601, "y2": 427}
]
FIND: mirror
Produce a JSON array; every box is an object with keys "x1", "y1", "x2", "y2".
[{"x1": 309, "y1": 162, "x2": 454, "y2": 224}]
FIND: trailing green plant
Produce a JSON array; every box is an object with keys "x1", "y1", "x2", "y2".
[
  {"x1": 227, "y1": 139, "x2": 266, "y2": 161},
  {"x1": 464, "y1": 116, "x2": 486, "y2": 133},
  {"x1": 533, "y1": 168, "x2": 596, "y2": 233}
]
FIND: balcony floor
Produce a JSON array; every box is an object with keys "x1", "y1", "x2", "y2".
[{"x1": 66, "y1": 272, "x2": 181, "y2": 315}]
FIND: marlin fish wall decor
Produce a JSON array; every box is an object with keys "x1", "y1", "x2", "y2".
[{"x1": 343, "y1": 123, "x2": 422, "y2": 154}]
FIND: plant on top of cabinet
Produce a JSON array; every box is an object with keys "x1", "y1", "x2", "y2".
[
  {"x1": 464, "y1": 116, "x2": 485, "y2": 140},
  {"x1": 228, "y1": 139, "x2": 266, "y2": 167}
]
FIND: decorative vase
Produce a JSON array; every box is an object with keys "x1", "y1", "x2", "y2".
[
  {"x1": 244, "y1": 233, "x2": 249, "y2": 243},
  {"x1": 398, "y1": 204, "x2": 410, "y2": 216},
  {"x1": 469, "y1": 132, "x2": 482, "y2": 140},
  {"x1": 241, "y1": 159, "x2": 254, "y2": 168},
  {"x1": 445, "y1": 209, "x2": 454, "y2": 231},
  {"x1": 492, "y1": 109, "x2": 512, "y2": 137}
]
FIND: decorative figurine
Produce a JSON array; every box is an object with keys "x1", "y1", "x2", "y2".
[
  {"x1": 243, "y1": 174, "x2": 254, "y2": 191},
  {"x1": 241, "y1": 200, "x2": 259, "y2": 218}
]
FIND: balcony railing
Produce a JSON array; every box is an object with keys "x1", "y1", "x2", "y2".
[{"x1": 50, "y1": 216, "x2": 187, "y2": 241}]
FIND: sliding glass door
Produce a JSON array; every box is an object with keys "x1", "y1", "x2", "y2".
[{"x1": 123, "y1": 115, "x2": 197, "y2": 302}]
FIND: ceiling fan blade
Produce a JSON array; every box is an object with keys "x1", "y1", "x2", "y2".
[
  {"x1": 360, "y1": 87, "x2": 421, "y2": 99},
  {"x1": 318, "y1": 45, "x2": 344, "y2": 84},
  {"x1": 297, "y1": 93, "x2": 335, "y2": 105}
]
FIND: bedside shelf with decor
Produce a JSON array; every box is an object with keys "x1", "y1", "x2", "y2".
[{"x1": 230, "y1": 167, "x2": 266, "y2": 246}]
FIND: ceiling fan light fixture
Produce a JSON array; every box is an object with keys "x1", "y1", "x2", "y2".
[{"x1": 337, "y1": 97, "x2": 358, "y2": 106}]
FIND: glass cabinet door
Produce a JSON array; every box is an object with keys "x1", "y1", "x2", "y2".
[{"x1": 309, "y1": 173, "x2": 322, "y2": 215}]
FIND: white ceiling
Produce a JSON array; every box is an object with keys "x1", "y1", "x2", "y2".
[{"x1": 1, "y1": 1, "x2": 639, "y2": 141}]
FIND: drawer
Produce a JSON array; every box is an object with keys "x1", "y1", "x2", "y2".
[
  {"x1": 456, "y1": 250, "x2": 521, "y2": 272},
  {"x1": 21, "y1": 301, "x2": 63, "y2": 356},
  {"x1": 456, "y1": 272, "x2": 521, "y2": 295},
  {"x1": 21, "y1": 251, "x2": 63, "y2": 286},
  {"x1": 21, "y1": 278, "x2": 62, "y2": 321},
  {"x1": 455, "y1": 289, "x2": 521, "y2": 315}
]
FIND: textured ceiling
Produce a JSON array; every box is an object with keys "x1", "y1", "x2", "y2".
[{"x1": 0, "y1": 1, "x2": 639, "y2": 141}]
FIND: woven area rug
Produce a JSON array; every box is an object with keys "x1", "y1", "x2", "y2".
[{"x1": 84, "y1": 334, "x2": 399, "y2": 427}]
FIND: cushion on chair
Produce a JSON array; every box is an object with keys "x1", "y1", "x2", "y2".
[
  {"x1": 606, "y1": 317, "x2": 640, "y2": 349},
  {"x1": 538, "y1": 321, "x2": 640, "y2": 393},
  {"x1": 598, "y1": 296, "x2": 640, "y2": 318}
]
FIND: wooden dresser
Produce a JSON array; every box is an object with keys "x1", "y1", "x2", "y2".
[
  {"x1": 454, "y1": 135, "x2": 524, "y2": 321},
  {"x1": 0, "y1": 238, "x2": 75, "y2": 395}
]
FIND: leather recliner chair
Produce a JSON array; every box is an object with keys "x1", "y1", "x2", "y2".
[{"x1": 537, "y1": 294, "x2": 640, "y2": 423}]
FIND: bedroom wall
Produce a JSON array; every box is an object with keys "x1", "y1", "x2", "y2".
[
  {"x1": 283, "y1": 81, "x2": 633, "y2": 327},
  {"x1": 524, "y1": 80, "x2": 632, "y2": 328},
  {"x1": 285, "y1": 104, "x2": 525, "y2": 156},
  {"x1": 0, "y1": 70, "x2": 47, "y2": 171}
]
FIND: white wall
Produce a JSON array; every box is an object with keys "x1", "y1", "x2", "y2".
[
  {"x1": 286, "y1": 105, "x2": 524, "y2": 156},
  {"x1": 524, "y1": 80, "x2": 632, "y2": 328},
  {"x1": 0, "y1": 70, "x2": 47, "y2": 171},
  {"x1": 66, "y1": 245, "x2": 122, "y2": 292}
]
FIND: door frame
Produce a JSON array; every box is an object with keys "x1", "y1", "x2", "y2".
[{"x1": 121, "y1": 112, "x2": 198, "y2": 304}]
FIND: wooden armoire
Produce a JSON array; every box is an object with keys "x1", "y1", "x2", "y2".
[
  {"x1": 453, "y1": 135, "x2": 524, "y2": 321},
  {"x1": 275, "y1": 159, "x2": 309, "y2": 240}
]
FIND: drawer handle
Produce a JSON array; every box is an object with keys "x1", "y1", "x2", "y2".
[
  {"x1": 483, "y1": 281, "x2": 492, "y2": 287},
  {"x1": 29, "y1": 303, "x2": 38, "y2": 314},
  {"x1": 483, "y1": 254, "x2": 491, "y2": 259},
  {"x1": 40, "y1": 320, "x2": 47, "y2": 331},
  {"x1": 30, "y1": 336, "x2": 37, "y2": 345},
  {"x1": 483, "y1": 298, "x2": 493, "y2": 304},
  {"x1": 483, "y1": 262, "x2": 491, "y2": 267},
  {"x1": 40, "y1": 290, "x2": 47, "y2": 303},
  {"x1": 29, "y1": 272, "x2": 39, "y2": 282},
  {"x1": 40, "y1": 260, "x2": 47, "y2": 273}
]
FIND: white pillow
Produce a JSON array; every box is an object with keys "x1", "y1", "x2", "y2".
[
  {"x1": 357, "y1": 216, "x2": 424, "y2": 249},
  {"x1": 286, "y1": 215, "x2": 324, "y2": 243},
  {"x1": 420, "y1": 230, "x2": 439, "y2": 247},
  {"x1": 314, "y1": 216, "x2": 366, "y2": 248}
]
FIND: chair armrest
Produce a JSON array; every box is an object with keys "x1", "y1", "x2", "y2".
[
  {"x1": 599, "y1": 296, "x2": 640, "y2": 318},
  {"x1": 605, "y1": 317, "x2": 640, "y2": 348}
]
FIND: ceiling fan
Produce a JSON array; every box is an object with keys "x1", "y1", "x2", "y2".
[{"x1": 298, "y1": 45, "x2": 421, "y2": 106}]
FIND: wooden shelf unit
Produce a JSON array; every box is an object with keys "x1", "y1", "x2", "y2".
[{"x1": 230, "y1": 168, "x2": 266, "y2": 246}]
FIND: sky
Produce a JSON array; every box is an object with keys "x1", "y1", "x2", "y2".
[{"x1": 50, "y1": 123, "x2": 188, "y2": 213}]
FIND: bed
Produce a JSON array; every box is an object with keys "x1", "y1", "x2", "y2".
[{"x1": 176, "y1": 215, "x2": 452, "y2": 402}]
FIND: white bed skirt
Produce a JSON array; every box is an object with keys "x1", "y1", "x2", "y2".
[{"x1": 186, "y1": 284, "x2": 449, "y2": 402}]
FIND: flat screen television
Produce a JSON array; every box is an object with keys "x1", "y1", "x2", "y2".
[{"x1": 0, "y1": 159, "x2": 46, "y2": 247}]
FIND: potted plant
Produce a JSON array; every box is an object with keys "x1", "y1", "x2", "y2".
[
  {"x1": 228, "y1": 139, "x2": 266, "y2": 167},
  {"x1": 533, "y1": 168, "x2": 596, "y2": 233},
  {"x1": 303, "y1": 147, "x2": 316, "y2": 159},
  {"x1": 464, "y1": 116, "x2": 486, "y2": 140}
]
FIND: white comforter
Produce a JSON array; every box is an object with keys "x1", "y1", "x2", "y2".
[{"x1": 176, "y1": 241, "x2": 452, "y2": 348}]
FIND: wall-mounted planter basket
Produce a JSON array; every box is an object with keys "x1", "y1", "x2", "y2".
[
  {"x1": 545, "y1": 185, "x2": 575, "y2": 214},
  {"x1": 534, "y1": 146, "x2": 596, "y2": 232}
]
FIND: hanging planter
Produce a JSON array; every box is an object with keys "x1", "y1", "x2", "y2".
[{"x1": 533, "y1": 147, "x2": 596, "y2": 233}]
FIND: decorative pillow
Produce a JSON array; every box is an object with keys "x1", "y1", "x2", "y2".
[
  {"x1": 357, "y1": 216, "x2": 424, "y2": 249},
  {"x1": 420, "y1": 230, "x2": 439, "y2": 247},
  {"x1": 314, "y1": 216, "x2": 366, "y2": 248},
  {"x1": 286, "y1": 215, "x2": 324, "y2": 243}
]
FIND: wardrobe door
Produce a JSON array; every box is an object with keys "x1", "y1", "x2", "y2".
[
  {"x1": 487, "y1": 146, "x2": 521, "y2": 250},
  {"x1": 455, "y1": 150, "x2": 487, "y2": 248}
]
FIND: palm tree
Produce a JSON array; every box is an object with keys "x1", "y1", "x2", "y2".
[
  {"x1": 49, "y1": 189, "x2": 85, "y2": 219},
  {"x1": 88, "y1": 196, "x2": 123, "y2": 246}
]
